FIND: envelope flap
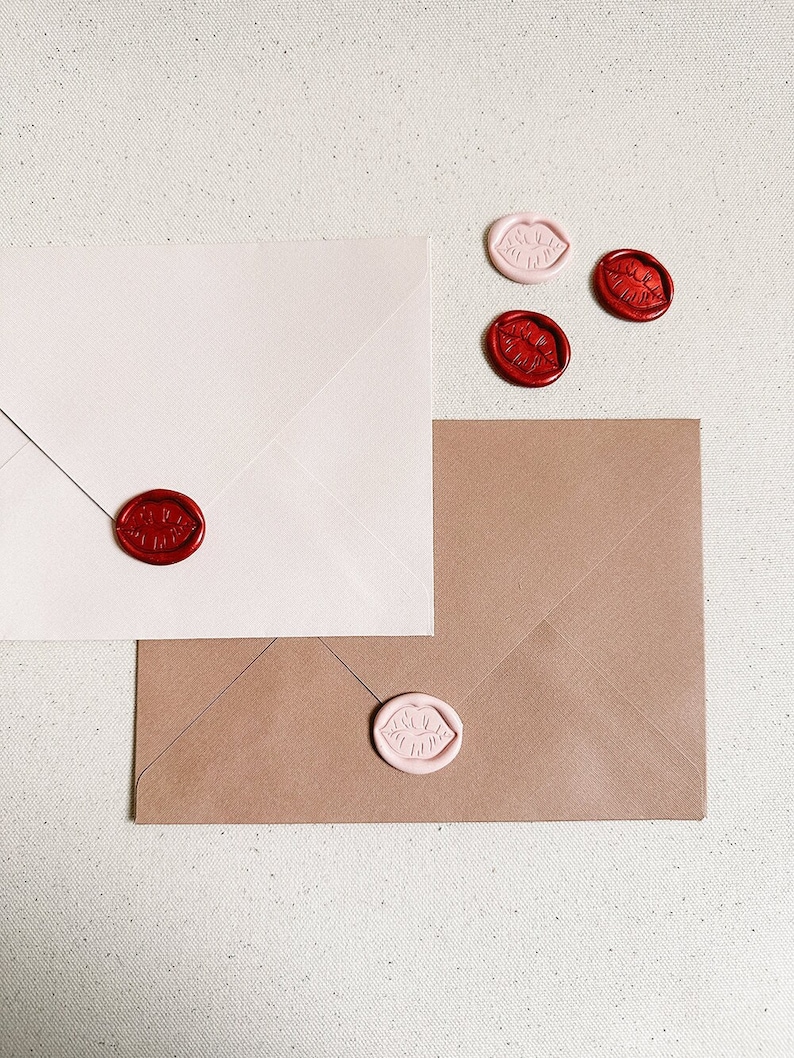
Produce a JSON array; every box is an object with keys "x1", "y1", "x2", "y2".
[
  {"x1": 135, "y1": 623, "x2": 704, "y2": 824},
  {"x1": 135, "y1": 638, "x2": 273, "y2": 776},
  {"x1": 0, "y1": 238, "x2": 428, "y2": 514},
  {"x1": 276, "y1": 274, "x2": 433, "y2": 586},
  {"x1": 454, "y1": 620, "x2": 704, "y2": 821},
  {"x1": 546, "y1": 450, "x2": 705, "y2": 771},
  {"x1": 325, "y1": 420, "x2": 699, "y2": 707},
  {"x1": 0, "y1": 425, "x2": 433, "y2": 639},
  {"x1": 135, "y1": 637, "x2": 380, "y2": 824}
]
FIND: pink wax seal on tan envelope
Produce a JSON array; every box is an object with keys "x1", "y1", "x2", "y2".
[
  {"x1": 488, "y1": 212, "x2": 571, "y2": 283},
  {"x1": 373, "y1": 693, "x2": 463, "y2": 774}
]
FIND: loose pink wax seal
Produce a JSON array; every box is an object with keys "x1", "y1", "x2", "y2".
[
  {"x1": 373, "y1": 693, "x2": 463, "y2": 775},
  {"x1": 487, "y1": 212, "x2": 571, "y2": 284}
]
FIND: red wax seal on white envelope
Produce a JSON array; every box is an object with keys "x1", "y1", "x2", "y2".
[
  {"x1": 488, "y1": 213, "x2": 571, "y2": 283},
  {"x1": 373, "y1": 693, "x2": 463, "y2": 774},
  {"x1": 115, "y1": 489, "x2": 205, "y2": 565}
]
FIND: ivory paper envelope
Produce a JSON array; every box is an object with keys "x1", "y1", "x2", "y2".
[
  {"x1": 135, "y1": 420, "x2": 706, "y2": 823},
  {"x1": 0, "y1": 238, "x2": 433, "y2": 639}
]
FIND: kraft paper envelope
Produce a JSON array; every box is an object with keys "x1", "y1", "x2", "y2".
[
  {"x1": 135, "y1": 419, "x2": 705, "y2": 824},
  {"x1": 0, "y1": 238, "x2": 433, "y2": 639}
]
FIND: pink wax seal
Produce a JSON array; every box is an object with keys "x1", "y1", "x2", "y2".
[
  {"x1": 373, "y1": 693, "x2": 463, "y2": 775},
  {"x1": 487, "y1": 212, "x2": 571, "y2": 283}
]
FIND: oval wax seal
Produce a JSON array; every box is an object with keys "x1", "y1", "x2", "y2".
[
  {"x1": 593, "y1": 248, "x2": 674, "y2": 322},
  {"x1": 373, "y1": 693, "x2": 463, "y2": 775},
  {"x1": 114, "y1": 489, "x2": 205, "y2": 565},
  {"x1": 487, "y1": 213, "x2": 571, "y2": 284},
  {"x1": 486, "y1": 310, "x2": 570, "y2": 387}
]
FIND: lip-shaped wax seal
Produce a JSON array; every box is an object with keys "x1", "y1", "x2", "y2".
[
  {"x1": 593, "y1": 248, "x2": 674, "y2": 322},
  {"x1": 373, "y1": 693, "x2": 463, "y2": 775},
  {"x1": 115, "y1": 489, "x2": 206, "y2": 565},
  {"x1": 487, "y1": 213, "x2": 571, "y2": 284},
  {"x1": 486, "y1": 309, "x2": 570, "y2": 387}
]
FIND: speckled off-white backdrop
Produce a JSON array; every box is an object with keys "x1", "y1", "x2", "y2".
[{"x1": 1, "y1": 2, "x2": 792, "y2": 1055}]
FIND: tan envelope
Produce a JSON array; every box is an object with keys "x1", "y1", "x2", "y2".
[{"x1": 135, "y1": 420, "x2": 705, "y2": 824}]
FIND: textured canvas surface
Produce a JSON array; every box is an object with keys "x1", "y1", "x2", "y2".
[{"x1": 1, "y1": 2, "x2": 792, "y2": 1055}]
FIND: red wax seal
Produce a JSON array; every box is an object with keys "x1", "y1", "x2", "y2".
[
  {"x1": 114, "y1": 490, "x2": 205, "y2": 565},
  {"x1": 486, "y1": 310, "x2": 570, "y2": 387},
  {"x1": 593, "y1": 248, "x2": 674, "y2": 322}
]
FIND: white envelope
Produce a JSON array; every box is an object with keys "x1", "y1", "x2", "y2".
[{"x1": 0, "y1": 238, "x2": 434, "y2": 639}]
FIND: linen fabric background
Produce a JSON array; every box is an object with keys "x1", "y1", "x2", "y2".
[{"x1": 1, "y1": 2, "x2": 792, "y2": 1055}]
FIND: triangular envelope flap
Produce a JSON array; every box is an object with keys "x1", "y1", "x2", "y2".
[
  {"x1": 135, "y1": 638, "x2": 380, "y2": 824},
  {"x1": 325, "y1": 420, "x2": 698, "y2": 707},
  {"x1": 135, "y1": 624, "x2": 704, "y2": 825},
  {"x1": 277, "y1": 274, "x2": 432, "y2": 586},
  {"x1": 455, "y1": 621, "x2": 704, "y2": 821},
  {"x1": 0, "y1": 433, "x2": 431, "y2": 639},
  {"x1": 546, "y1": 441, "x2": 704, "y2": 771},
  {"x1": 135, "y1": 638, "x2": 273, "y2": 777},
  {"x1": 0, "y1": 238, "x2": 428, "y2": 514}
]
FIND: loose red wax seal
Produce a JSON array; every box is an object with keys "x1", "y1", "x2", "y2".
[
  {"x1": 593, "y1": 248, "x2": 674, "y2": 322},
  {"x1": 486, "y1": 310, "x2": 570, "y2": 387},
  {"x1": 115, "y1": 490, "x2": 205, "y2": 565}
]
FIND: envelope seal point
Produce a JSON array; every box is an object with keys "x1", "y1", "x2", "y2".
[
  {"x1": 115, "y1": 489, "x2": 205, "y2": 565},
  {"x1": 373, "y1": 693, "x2": 463, "y2": 774}
]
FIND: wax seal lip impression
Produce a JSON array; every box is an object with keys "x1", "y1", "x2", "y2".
[
  {"x1": 373, "y1": 693, "x2": 463, "y2": 775},
  {"x1": 486, "y1": 309, "x2": 570, "y2": 387},
  {"x1": 487, "y1": 212, "x2": 571, "y2": 284},
  {"x1": 593, "y1": 248, "x2": 674, "y2": 322},
  {"x1": 114, "y1": 489, "x2": 206, "y2": 565}
]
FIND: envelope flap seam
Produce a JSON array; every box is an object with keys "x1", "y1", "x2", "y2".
[
  {"x1": 0, "y1": 436, "x2": 31, "y2": 476},
  {"x1": 135, "y1": 639, "x2": 278, "y2": 787},
  {"x1": 540, "y1": 620, "x2": 706, "y2": 800},
  {"x1": 270, "y1": 273, "x2": 430, "y2": 455},
  {"x1": 271, "y1": 441, "x2": 432, "y2": 616},
  {"x1": 2, "y1": 240, "x2": 430, "y2": 519},
  {"x1": 319, "y1": 639, "x2": 381, "y2": 702},
  {"x1": 204, "y1": 261, "x2": 430, "y2": 513},
  {"x1": 433, "y1": 469, "x2": 698, "y2": 719},
  {"x1": 540, "y1": 468, "x2": 697, "y2": 628}
]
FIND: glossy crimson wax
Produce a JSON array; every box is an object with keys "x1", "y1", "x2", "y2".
[
  {"x1": 115, "y1": 490, "x2": 205, "y2": 565},
  {"x1": 593, "y1": 248, "x2": 674, "y2": 321},
  {"x1": 486, "y1": 310, "x2": 570, "y2": 387}
]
